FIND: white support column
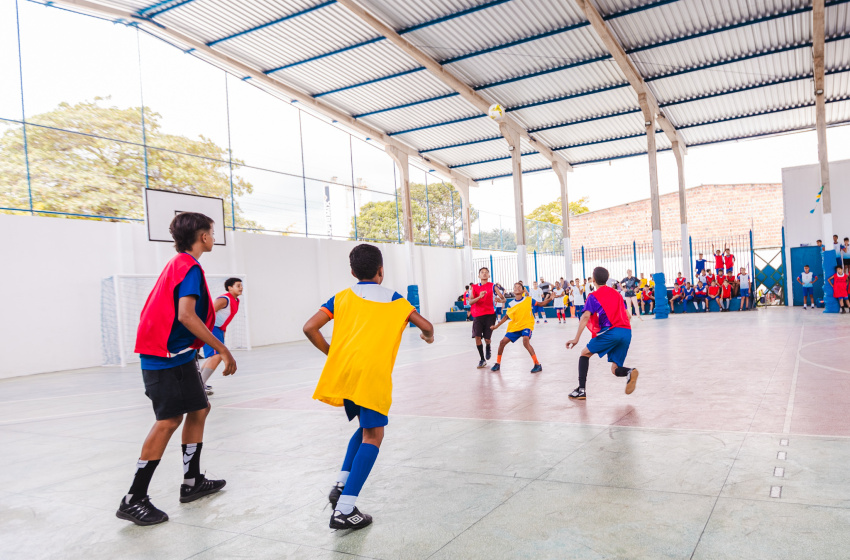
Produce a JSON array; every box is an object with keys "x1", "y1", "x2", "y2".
[
  {"x1": 673, "y1": 141, "x2": 690, "y2": 281},
  {"x1": 500, "y1": 123, "x2": 528, "y2": 284},
  {"x1": 552, "y1": 161, "x2": 574, "y2": 281},
  {"x1": 386, "y1": 146, "x2": 416, "y2": 287},
  {"x1": 456, "y1": 179, "x2": 475, "y2": 282},
  {"x1": 643, "y1": 106, "x2": 663, "y2": 274},
  {"x1": 813, "y1": 0, "x2": 832, "y2": 245}
]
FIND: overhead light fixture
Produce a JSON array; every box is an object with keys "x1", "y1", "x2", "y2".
[
  {"x1": 508, "y1": 145, "x2": 515, "y2": 151},
  {"x1": 645, "y1": 121, "x2": 652, "y2": 126},
  {"x1": 816, "y1": 88, "x2": 824, "y2": 95}
]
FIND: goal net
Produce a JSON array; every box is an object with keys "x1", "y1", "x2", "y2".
[{"x1": 101, "y1": 274, "x2": 251, "y2": 367}]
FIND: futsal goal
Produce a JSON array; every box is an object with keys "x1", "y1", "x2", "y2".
[{"x1": 101, "y1": 274, "x2": 251, "y2": 367}]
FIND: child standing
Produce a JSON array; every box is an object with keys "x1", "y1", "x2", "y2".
[
  {"x1": 713, "y1": 247, "x2": 724, "y2": 274},
  {"x1": 468, "y1": 267, "x2": 499, "y2": 369},
  {"x1": 200, "y1": 277, "x2": 243, "y2": 395},
  {"x1": 117, "y1": 213, "x2": 235, "y2": 527},
  {"x1": 720, "y1": 278, "x2": 733, "y2": 311},
  {"x1": 304, "y1": 244, "x2": 434, "y2": 530},
  {"x1": 828, "y1": 265, "x2": 849, "y2": 313},
  {"x1": 796, "y1": 265, "x2": 817, "y2": 309},
  {"x1": 566, "y1": 267, "x2": 639, "y2": 400},
  {"x1": 530, "y1": 281, "x2": 547, "y2": 323},
  {"x1": 724, "y1": 249, "x2": 736, "y2": 275},
  {"x1": 695, "y1": 253, "x2": 707, "y2": 277},
  {"x1": 737, "y1": 268, "x2": 751, "y2": 311},
  {"x1": 490, "y1": 283, "x2": 549, "y2": 373},
  {"x1": 571, "y1": 278, "x2": 586, "y2": 318},
  {"x1": 553, "y1": 281, "x2": 567, "y2": 323}
]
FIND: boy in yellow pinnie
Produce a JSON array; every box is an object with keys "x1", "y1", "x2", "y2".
[
  {"x1": 490, "y1": 282, "x2": 551, "y2": 373},
  {"x1": 303, "y1": 244, "x2": 434, "y2": 530}
]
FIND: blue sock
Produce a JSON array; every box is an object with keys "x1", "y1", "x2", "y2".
[
  {"x1": 336, "y1": 443, "x2": 379, "y2": 514},
  {"x1": 336, "y1": 428, "x2": 363, "y2": 485}
]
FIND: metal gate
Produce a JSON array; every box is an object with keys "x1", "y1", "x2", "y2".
[{"x1": 753, "y1": 247, "x2": 787, "y2": 306}]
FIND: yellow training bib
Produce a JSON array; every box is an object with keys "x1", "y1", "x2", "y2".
[
  {"x1": 506, "y1": 296, "x2": 535, "y2": 333},
  {"x1": 312, "y1": 288, "x2": 414, "y2": 416}
]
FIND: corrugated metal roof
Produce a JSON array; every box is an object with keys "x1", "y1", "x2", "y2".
[{"x1": 53, "y1": 0, "x2": 850, "y2": 181}]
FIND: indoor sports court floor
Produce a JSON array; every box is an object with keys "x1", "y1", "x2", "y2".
[{"x1": 3, "y1": 307, "x2": 850, "y2": 559}]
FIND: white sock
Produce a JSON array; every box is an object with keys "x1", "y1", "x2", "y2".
[
  {"x1": 336, "y1": 495, "x2": 356, "y2": 515},
  {"x1": 183, "y1": 443, "x2": 198, "y2": 486},
  {"x1": 200, "y1": 367, "x2": 215, "y2": 384},
  {"x1": 335, "y1": 471, "x2": 349, "y2": 485}
]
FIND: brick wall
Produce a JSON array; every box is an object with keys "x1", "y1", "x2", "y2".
[{"x1": 569, "y1": 184, "x2": 783, "y2": 248}]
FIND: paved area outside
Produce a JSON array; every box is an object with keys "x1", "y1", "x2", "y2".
[{"x1": 3, "y1": 307, "x2": 850, "y2": 559}]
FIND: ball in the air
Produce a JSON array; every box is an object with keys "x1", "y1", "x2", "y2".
[{"x1": 488, "y1": 103, "x2": 504, "y2": 120}]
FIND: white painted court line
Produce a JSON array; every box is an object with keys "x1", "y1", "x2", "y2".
[
  {"x1": 770, "y1": 486, "x2": 782, "y2": 498},
  {"x1": 777, "y1": 451, "x2": 787, "y2": 460},
  {"x1": 774, "y1": 467, "x2": 785, "y2": 477},
  {"x1": 783, "y1": 325, "x2": 803, "y2": 434},
  {"x1": 780, "y1": 438, "x2": 789, "y2": 446}
]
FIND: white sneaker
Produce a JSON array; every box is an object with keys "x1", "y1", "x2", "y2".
[{"x1": 803, "y1": 305, "x2": 807, "y2": 309}]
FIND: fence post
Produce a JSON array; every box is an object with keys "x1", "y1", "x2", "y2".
[
  {"x1": 689, "y1": 236, "x2": 694, "y2": 281},
  {"x1": 533, "y1": 250, "x2": 538, "y2": 281},
  {"x1": 424, "y1": 176, "x2": 431, "y2": 246},
  {"x1": 632, "y1": 241, "x2": 637, "y2": 275},
  {"x1": 478, "y1": 211, "x2": 481, "y2": 249},
  {"x1": 780, "y1": 226, "x2": 789, "y2": 307},
  {"x1": 581, "y1": 245, "x2": 586, "y2": 279},
  {"x1": 490, "y1": 254, "x2": 494, "y2": 284},
  {"x1": 749, "y1": 230, "x2": 755, "y2": 308},
  {"x1": 499, "y1": 215, "x2": 503, "y2": 251},
  {"x1": 450, "y1": 191, "x2": 456, "y2": 247}
]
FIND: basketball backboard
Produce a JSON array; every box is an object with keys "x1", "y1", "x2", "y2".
[{"x1": 144, "y1": 188, "x2": 227, "y2": 246}]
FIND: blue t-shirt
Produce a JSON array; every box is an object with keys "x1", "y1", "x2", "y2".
[
  {"x1": 322, "y1": 281, "x2": 404, "y2": 315},
  {"x1": 683, "y1": 287, "x2": 695, "y2": 298},
  {"x1": 140, "y1": 263, "x2": 209, "y2": 371},
  {"x1": 695, "y1": 259, "x2": 707, "y2": 273}
]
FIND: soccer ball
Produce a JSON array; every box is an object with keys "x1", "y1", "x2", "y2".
[{"x1": 488, "y1": 103, "x2": 504, "y2": 120}]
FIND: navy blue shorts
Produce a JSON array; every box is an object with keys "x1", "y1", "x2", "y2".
[
  {"x1": 803, "y1": 287, "x2": 814, "y2": 298},
  {"x1": 533, "y1": 305, "x2": 543, "y2": 314},
  {"x1": 203, "y1": 326, "x2": 225, "y2": 358},
  {"x1": 740, "y1": 288, "x2": 749, "y2": 298},
  {"x1": 344, "y1": 399, "x2": 388, "y2": 428},
  {"x1": 505, "y1": 329, "x2": 532, "y2": 343},
  {"x1": 586, "y1": 327, "x2": 632, "y2": 366}
]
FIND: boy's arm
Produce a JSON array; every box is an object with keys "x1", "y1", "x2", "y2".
[
  {"x1": 213, "y1": 296, "x2": 229, "y2": 312},
  {"x1": 408, "y1": 311, "x2": 434, "y2": 343},
  {"x1": 303, "y1": 310, "x2": 332, "y2": 355},
  {"x1": 491, "y1": 313, "x2": 509, "y2": 331},
  {"x1": 177, "y1": 296, "x2": 236, "y2": 375},
  {"x1": 494, "y1": 286, "x2": 506, "y2": 303},
  {"x1": 566, "y1": 311, "x2": 591, "y2": 348}
]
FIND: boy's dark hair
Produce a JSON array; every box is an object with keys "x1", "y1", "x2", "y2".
[
  {"x1": 170, "y1": 212, "x2": 214, "y2": 253},
  {"x1": 225, "y1": 277, "x2": 242, "y2": 290},
  {"x1": 817, "y1": 239, "x2": 822, "y2": 243},
  {"x1": 479, "y1": 267, "x2": 489, "y2": 273},
  {"x1": 350, "y1": 244, "x2": 383, "y2": 280},
  {"x1": 592, "y1": 267, "x2": 609, "y2": 286},
  {"x1": 465, "y1": 285, "x2": 470, "y2": 289}
]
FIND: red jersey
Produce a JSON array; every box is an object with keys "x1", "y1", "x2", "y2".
[
  {"x1": 705, "y1": 273, "x2": 715, "y2": 285},
  {"x1": 695, "y1": 286, "x2": 707, "y2": 296},
  {"x1": 675, "y1": 277, "x2": 685, "y2": 286},
  {"x1": 832, "y1": 274, "x2": 849, "y2": 297},
  {"x1": 724, "y1": 254, "x2": 735, "y2": 269},
  {"x1": 727, "y1": 275, "x2": 737, "y2": 285},
  {"x1": 218, "y1": 292, "x2": 240, "y2": 332},
  {"x1": 470, "y1": 282, "x2": 495, "y2": 317},
  {"x1": 714, "y1": 254, "x2": 724, "y2": 269},
  {"x1": 721, "y1": 284, "x2": 732, "y2": 298},
  {"x1": 672, "y1": 286, "x2": 682, "y2": 296},
  {"x1": 587, "y1": 285, "x2": 631, "y2": 338},
  {"x1": 708, "y1": 286, "x2": 720, "y2": 297},
  {"x1": 643, "y1": 288, "x2": 654, "y2": 299}
]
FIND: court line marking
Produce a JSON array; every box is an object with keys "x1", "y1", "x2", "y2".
[{"x1": 784, "y1": 325, "x2": 803, "y2": 434}]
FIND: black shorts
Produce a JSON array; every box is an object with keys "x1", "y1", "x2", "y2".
[
  {"x1": 471, "y1": 314, "x2": 497, "y2": 339},
  {"x1": 142, "y1": 359, "x2": 209, "y2": 421}
]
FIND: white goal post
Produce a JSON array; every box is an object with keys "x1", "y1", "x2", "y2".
[{"x1": 101, "y1": 273, "x2": 251, "y2": 367}]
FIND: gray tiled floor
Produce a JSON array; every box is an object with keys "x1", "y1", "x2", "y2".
[{"x1": 3, "y1": 310, "x2": 850, "y2": 559}]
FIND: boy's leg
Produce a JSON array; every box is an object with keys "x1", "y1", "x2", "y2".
[
  {"x1": 491, "y1": 336, "x2": 510, "y2": 371},
  {"x1": 127, "y1": 415, "x2": 183, "y2": 504},
  {"x1": 521, "y1": 336, "x2": 541, "y2": 371},
  {"x1": 569, "y1": 347, "x2": 594, "y2": 399},
  {"x1": 474, "y1": 335, "x2": 485, "y2": 362},
  {"x1": 329, "y1": 427, "x2": 364, "y2": 507},
  {"x1": 178, "y1": 403, "x2": 224, "y2": 501},
  {"x1": 334, "y1": 425, "x2": 382, "y2": 526},
  {"x1": 200, "y1": 354, "x2": 222, "y2": 385}
]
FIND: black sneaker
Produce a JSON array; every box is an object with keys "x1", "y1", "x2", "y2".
[
  {"x1": 490, "y1": 363, "x2": 500, "y2": 372},
  {"x1": 569, "y1": 387, "x2": 586, "y2": 400},
  {"x1": 180, "y1": 475, "x2": 226, "y2": 503},
  {"x1": 329, "y1": 483, "x2": 344, "y2": 508},
  {"x1": 625, "y1": 368, "x2": 639, "y2": 395},
  {"x1": 330, "y1": 507, "x2": 372, "y2": 530},
  {"x1": 477, "y1": 360, "x2": 487, "y2": 369},
  {"x1": 116, "y1": 496, "x2": 168, "y2": 526},
  {"x1": 530, "y1": 364, "x2": 542, "y2": 373},
  {"x1": 485, "y1": 346, "x2": 491, "y2": 360}
]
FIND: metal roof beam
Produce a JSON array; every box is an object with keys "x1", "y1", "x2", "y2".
[
  {"x1": 574, "y1": 0, "x2": 686, "y2": 153},
  {"x1": 449, "y1": 151, "x2": 540, "y2": 169},
  {"x1": 46, "y1": 0, "x2": 477, "y2": 189},
  {"x1": 206, "y1": 1, "x2": 337, "y2": 47},
  {"x1": 137, "y1": 0, "x2": 196, "y2": 18},
  {"x1": 419, "y1": 136, "x2": 504, "y2": 154},
  {"x1": 335, "y1": 0, "x2": 572, "y2": 170}
]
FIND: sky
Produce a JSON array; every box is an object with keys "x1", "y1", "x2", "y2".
[{"x1": 4, "y1": 1, "x2": 850, "y2": 228}]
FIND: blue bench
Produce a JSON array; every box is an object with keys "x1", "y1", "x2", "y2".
[{"x1": 446, "y1": 311, "x2": 467, "y2": 322}]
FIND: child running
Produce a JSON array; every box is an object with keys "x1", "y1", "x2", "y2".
[
  {"x1": 828, "y1": 265, "x2": 849, "y2": 313},
  {"x1": 490, "y1": 282, "x2": 550, "y2": 373},
  {"x1": 117, "y1": 212, "x2": 235, "y2": 527},
  {"x1": 566, "y1": 267, "x2": 639, "y2": 400},
  {"x1": 468, "y1": 267, "x2": 499, "y2": 369},
  {"x1": 304, "y1": 244, "x2": 434, "y2": 530},
  {"x1": 553, "y1": 281, "x2": 567, "y2": 323},
  {"x1": 200, "y1": 277, "x2": 243, "y2": 395}
]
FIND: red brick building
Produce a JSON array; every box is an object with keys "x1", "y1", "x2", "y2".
[{"x1": 570, "y1": 183, "x2": 783, "y2": 248}]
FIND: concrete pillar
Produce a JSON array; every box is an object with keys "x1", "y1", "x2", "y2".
[
  {"x1": 813, "y1": 0, "x2": 833, "y2": 253},
  {"x1": 456, "y1": 179, "x2": 475, "y2": 282},
  {"x1": 500, "y1": 123, "x2": 528, "y2": 284},
  {"x1": 552, "y1": 161, "x2": 574, "y2": 281},
  {"x1": 385, "y1": 146, "x2": 415, "y2": 282},
  {"x1": 641, "y1": 94, "x2": 668, "y2": 319},
  {"x1": 673, "y1": 142, "x2": 690, "y2": 281}
]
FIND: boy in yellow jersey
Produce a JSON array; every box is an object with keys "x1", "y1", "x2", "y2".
[
  {"x1": 303, "y1": 244, "x2": 434, "y2": 530},
  {"x1": 489, "y1": 282, "x2": 551, "y2": 373}
]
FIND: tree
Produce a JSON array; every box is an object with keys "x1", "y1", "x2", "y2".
[
  {"x1": 352, "y1": 182, "x2": 467, "y2": 244},
  {"x1": 0, "y1": 98, "x2": 256, "y2": 228},
  {"x1": 525, "y1": 196, "x2": 590, "y2": 225},
  {"x1": 471, "y1": 228, "x2": 517, "y2": 251}
]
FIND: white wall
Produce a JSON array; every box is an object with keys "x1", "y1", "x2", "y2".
[
  {"x1": 0, "y1": 214, "x2": 465, "y2": 378},
  {"x1": 782, "y1": 158, "x2": 850, "y2": 297}
]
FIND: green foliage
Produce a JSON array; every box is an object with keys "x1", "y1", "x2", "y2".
[
  {"x1": 0, "y1": 98, "x2": 254, "y2": 226},
  {"x1": 351, "y1": 181, "x2": 466, "y2": 244},
  {"x1": 524, "y1": 196, "x2": 590, "y2": 225}
]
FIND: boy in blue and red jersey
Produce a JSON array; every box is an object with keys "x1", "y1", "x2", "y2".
[
  {"x1": 566, "y1": 267, "x2": 639, "y2": 400},
  {"x1": 116, "y1": 212, "x2": 236, "y2": 527},
  {"x1": 200, "y1": 277, "x2": 243, "y2": 394}
]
